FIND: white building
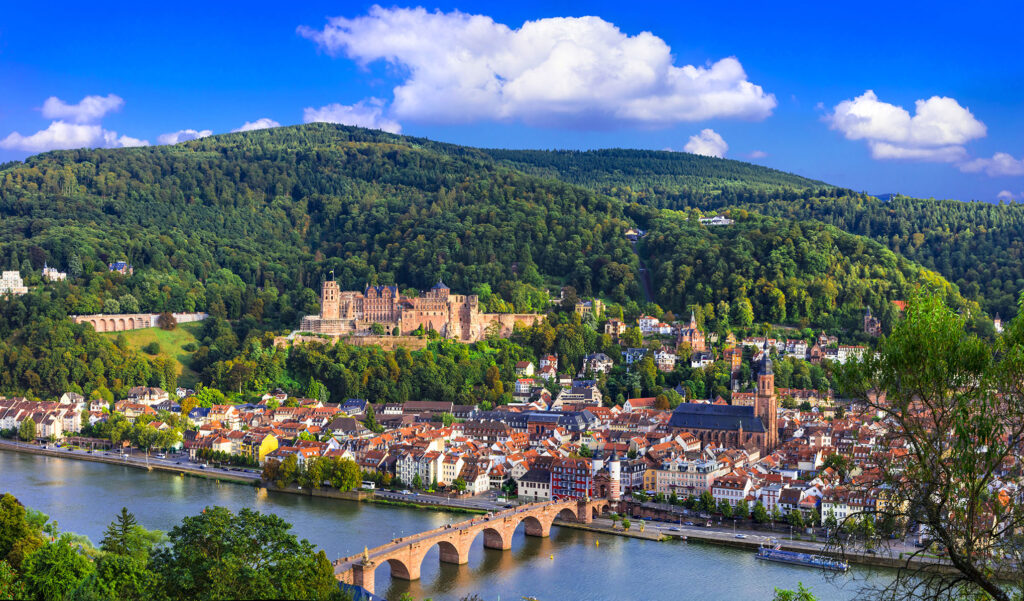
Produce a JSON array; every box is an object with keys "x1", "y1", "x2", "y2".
[
  {"x1": 42, "y1": 264, "x2": 67, "y2": 282},
  {"x1": 0, "y1": 271, "x2": 27, "y2": 295}
]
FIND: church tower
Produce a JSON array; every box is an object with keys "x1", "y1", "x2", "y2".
[{"x1": 755, "y1": 341, "x2": 778, "y2": 452}]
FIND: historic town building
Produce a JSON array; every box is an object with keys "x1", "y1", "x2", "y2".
[
  {"x1": 300, "y1": 279, "x2": 543, "y2": 342},
  {"x1": 669, "y1": 343, "x2": 779, "y2": 453}
]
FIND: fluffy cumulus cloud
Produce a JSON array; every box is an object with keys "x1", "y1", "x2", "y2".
[
  {"x1": 683, "y1": 128, "x2": 728, "y2": 157},
  {"x1": 0, "y1": 94, "x2": 147, "y2": 152},
  {"x1": 826, "y1": 90, "x2": 986, "y2": 162},
  {"x1": 156, "y1": 129, "x2": 213, "y2": 145},
  {"x1": 302, "y1": 99, "x2": 401, "y2": 133},
  {"x1": 232, "y1": 118, "x2": 281, "y2": 132},
  {"x1": 41, "y1": 94, "x2": 124, "y2": 123},
  {"x1": 298, "y1": 7, "x2": 776, "y2": 128},
  {"x1": 997, "y1": 190, "x2": 1016, "y2": 201},
  {"x1": 959, "y1": 152, "x2": 1024, "y2": 177}
]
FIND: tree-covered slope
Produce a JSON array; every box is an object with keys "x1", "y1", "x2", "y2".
[
  {"x1": 482, "y1": 146, "x2": 1019, "y2": 318},
  {"x1": 640, "y1": 210, "x2": 965, "y2": 333},
  {"x1": 477, "y1": 147, "x2": 830, "y2": 207},
  {"x1": 0, "y1": 123, "x2": 968, "y2": 332}
]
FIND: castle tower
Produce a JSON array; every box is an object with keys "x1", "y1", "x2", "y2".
[{"x1": 321, "y1": 279, "x2": 340, "y2": 320}]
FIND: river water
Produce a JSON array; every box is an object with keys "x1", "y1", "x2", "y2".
[{"x1": 1, "y1": 450, "x2": 890, "y2": 600}]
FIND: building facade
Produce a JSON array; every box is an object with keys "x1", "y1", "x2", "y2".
[{"x1": 300, "y1": 279, "x2": 543, "y2": 342}]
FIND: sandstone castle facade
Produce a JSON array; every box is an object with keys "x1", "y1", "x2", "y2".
[{"x1": 300, "y1": 280, "x2": 543, "y2": 342}]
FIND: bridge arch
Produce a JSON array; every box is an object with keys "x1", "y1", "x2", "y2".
[
  {"x1": 517, "y1": 514, "x2": 549, "y2": 537},
  {"x1": 383, "y1": 557, "x2": 414, "y2": 581},
  {"x1": 480, "y1": 526, "x2": 510, "y2": 550},
  {"x1": 556, "y1": 507, "x2": 578, "y2": 522}
]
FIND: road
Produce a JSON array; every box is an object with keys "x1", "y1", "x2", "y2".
[
  {"x1": 601, "y1": 514, "x2": 922, "y2": 560},
  {"x1": 374, "y1": 489, "x2": 511, "y2": 511},
  {"x1": 3, "y1": 440, "x2": 260, "y2": 481}
]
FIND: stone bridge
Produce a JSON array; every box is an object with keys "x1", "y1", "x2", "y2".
[{"x1": 335, "y1": 498, "x2": 610, "y2": 594}]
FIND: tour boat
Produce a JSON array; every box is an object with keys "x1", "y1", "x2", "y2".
[{"x1": 755, "y1": 545, "x2": 848, "y2": 572}]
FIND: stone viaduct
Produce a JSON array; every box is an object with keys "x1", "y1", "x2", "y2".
[
  {"x1": 335, "y1": 498, "x2": 610, "y2": 595},
  {"x1": 71, "y1": 312, "x2": 208, "y2": 333}
]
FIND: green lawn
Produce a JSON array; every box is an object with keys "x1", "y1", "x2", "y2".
[{"x1": 103, "y1": 321, "x2": 203, "y2": 388}]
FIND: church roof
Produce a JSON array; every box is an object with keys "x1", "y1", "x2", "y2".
[{"x1": 668, "y1": 403, "x2": 766, "y2": 433}]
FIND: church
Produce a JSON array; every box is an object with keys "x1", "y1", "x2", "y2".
[{"x1": 668, "y1": 343, "x2": 779, "y2": 453}]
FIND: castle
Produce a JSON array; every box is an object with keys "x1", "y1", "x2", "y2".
[{"x1": 300, "y1": 279, "x2": 544, "y2": 342}]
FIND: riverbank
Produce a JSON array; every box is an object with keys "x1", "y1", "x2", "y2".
[
  {"x1": 0, "y1": 440, "x2": 257, "y2": 485},
  {"x1": 553, "y1": 519, "x2": 666, "y2": 541}
]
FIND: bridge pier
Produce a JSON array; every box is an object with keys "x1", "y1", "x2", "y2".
[
  {"x1": 438, "y1": 541, "x2": 468, "y2": 565},
  {"x1": 578, "y1": 500, "x2": 594, "y2": 524},
  {"x1": 523, "y1": 517, "x2": 551, "y2": 537},
  {"x1": 352, "y1": 562, "x2": 375, "y2": 595}
]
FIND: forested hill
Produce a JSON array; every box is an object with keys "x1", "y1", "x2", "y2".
[
  {"x1": 0, "y1": 123, "x2": 968, "y2": 335},
  {"x1": 483, "y1": 145, "x2": 1021, "y2": 318},
  {"x1": 476, "y1": 148, "x2": 830, "y2": 206}
]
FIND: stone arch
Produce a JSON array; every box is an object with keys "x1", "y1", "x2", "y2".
[
  {"x1": 108, "y1": 318, "x2": 117, "y2": 332},
  {"x1": 93, "y1": 318, "x2": 105, "y2": 332},
  {"x1": 516, "y1": 514, "x2": 550, "y2": 538},
  {"x1": 480, "y1": 526, "x2": 511, "y2": 551},
  {"x1": 431, "y1": 540, "x2": 466, "y2": 565},
  {"x1": 118, "y1": 318, "x2": 126, "y2": 330},
  {"x1": 592, "y1": 502, "x2": 610, "y2": 520},
  {"x1": 382, "y1": 557, "x2": 413, "y2": 581},
  {"x1": 556, "y1": 507, "x2": 578, "y2": 523}
]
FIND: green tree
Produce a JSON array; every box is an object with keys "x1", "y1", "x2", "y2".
[
  {"x1": 773, "y1": 582, "x2": 817, "y2": 601},
  {"x1": 0, "y1": 560, "x2": 26, "y2": 601},
  {"x1": 412, "y1": 473, "x2": 424, "y2": 490},
  {"x1": 578, "y1": 443, "x2": 593, "y2": 458},
  {"x1": 18, "y1": 418, "x2": 35, "y2": 442},
  {"x1": 452, "y1": 478, "x2": 467, "y2": 493},
  {"x1": 22, "y1": 534, "x2": 96, "y2": 601},
  {"x1": 752, "y1": 502, "x2": 769, "y2": 524},
  {"x1": 837, "y1": 292, "x2": 1024, "y2": 601},
  {"x1": 735, "y1": 499, "x2": 750, "y2": 520},
  {"x1": 100, "y1": 508, "x2": 138, "y2": 556},
  {"x1": 91, "y1": 553, "x2": 158, "y2": 601},
  {"x1": 150, "y1": 506, "x2": 339, "y2": 600},
  {"x1": 787, "y1": 510, "x2": 804, "y2": 528},
  {"x1": 621, "y1": 327, "x2": 642, "y2": 348}
]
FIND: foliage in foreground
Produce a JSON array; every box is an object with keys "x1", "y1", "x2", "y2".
[
  {"x1": 0, "y1": 493, "x2": 348, "y2": 601},
  {"x1": 836, "y1": 292, "x2": 1024, "y2": 601}
]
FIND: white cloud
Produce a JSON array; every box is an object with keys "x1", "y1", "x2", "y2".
[
  {"x1": 683, "y1": 128, "x2": 728, "y2": 158},
  {"x1": 997, "y1": 190, "x2": 1015, "y2": 200},
  {"x1": 826, "y1": 90, "x2": 986, "y2": 162},
  {"x1": 299, "y1": 7, "x2": 776, "y2": 128},
  {"x1": 41, "y1": 94, "x2": 124, "y2": 124},
  {"x1": 233, "y1": 118, "x2": 281, "y2": 132},
  {"x1": 157, "y1": 129, "x2": 213, "y2": 145},
  {"x1": 0, "y1": 121, "x2": 147, "y2": 152},
  {"x1": 959, "y1": 152, "x2": 1024, "y2": 177},
  {"x1": 748, "y1": 150, "x2": 768, "y2": 159},
  {"x1": 302, "y1": 98, "x2": 402, "y2": 133}
]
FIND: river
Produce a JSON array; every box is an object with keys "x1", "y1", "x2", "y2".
[{"x1": 1, "y1": 450, "x2": 891, "y2": 600}]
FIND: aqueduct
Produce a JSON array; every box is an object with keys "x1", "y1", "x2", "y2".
[{"x1": 335, "y1": 498, "x2": 610, "y2": 594}]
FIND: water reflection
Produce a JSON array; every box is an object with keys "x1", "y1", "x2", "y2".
[{"x1": 4, "y1": 450, "x2": 891, "y2": 601}]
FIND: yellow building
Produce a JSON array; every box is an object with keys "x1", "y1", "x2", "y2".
[{"x1": 243, "y1": 432, "x2": 279, "y2": 464}]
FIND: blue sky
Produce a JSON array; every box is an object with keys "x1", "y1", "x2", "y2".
[{"x1": 2, "y1": 1, "x2": 1022, "y2": 201}]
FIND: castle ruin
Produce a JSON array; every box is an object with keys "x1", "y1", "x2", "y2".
[{"x1": 300, "y1": 280, "x2": 543, "y2": 342}]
